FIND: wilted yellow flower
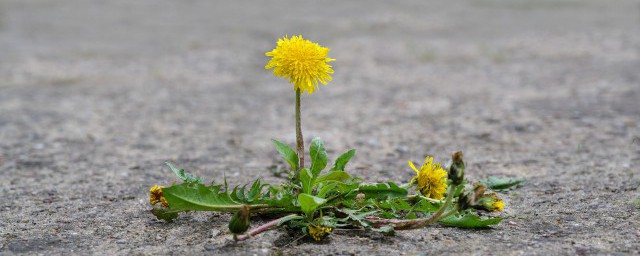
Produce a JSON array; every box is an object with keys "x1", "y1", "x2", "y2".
[
  {"x1": 409, "y1": 157, "x2": 448, "y2": 200},
  {"x1": 307, "y1": 224, "x2": 332, "y2": 241},
  {"x1": 150, "y1": 185, "x2": 169, "y2": 207},
  {"x1": 491, "y1": 197, "x2": 505, "y2": 212},
  {"x1": 477, "y1": 193, "x2": 504, "y2": 212},
  {"x1": 265, "y1": 35, "x2": 335, "y2": 94}
]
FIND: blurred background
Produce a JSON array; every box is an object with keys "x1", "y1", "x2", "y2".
[{"x1": 1, "y1": 0, "x2": 638, "y2": 254}]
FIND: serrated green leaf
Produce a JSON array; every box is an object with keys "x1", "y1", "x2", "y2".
[
  {"x1": 272, "y1": 139, "x2": 299, "y2": 171},
  {"x1": 163, "y1": 183, "x2": 250, "y2": 212},
  {"x1": 247, "y1": 179, "x2": 265, "y2": 201},
  {"x1": 358, "y1": 182, "x2": 408, "y2": 199},
  {"x1": 480, "y1": 176, "x2": 527, "y2": 191},
  {"x1": 309, "y1": 137, "x2": 328, "y2": 177},
  {"x1": 439, "y1": 213, "x2": 503, "y2": 228},
  {"x1": 162, "y1": 182, "x2": 297, "y2": 213},
  {"x1": 331, "y1": 149, "x2": 356, "y2": 172},
  {"x1": 298, "y1": 193, "x2": 327, "y2": 217},
  {"x1": 236, "y1": 185, "x2": 247, "y2": 202},
  {"x1": 165, "y1": 162, "x2": 203, "y2": 183}
]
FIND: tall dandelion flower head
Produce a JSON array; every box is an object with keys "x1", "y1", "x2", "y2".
[
  {"x1": 409, "y1": 156, "x2": 448, "y2": 200},
  {"x1": 265, "y1": 35, "x2": 335, "y2": 94}
]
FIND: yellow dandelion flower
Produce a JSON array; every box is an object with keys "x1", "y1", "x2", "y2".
[
  {"x1": 409, "y1": 157, "x2": 448, "y2": 200},
  {"x1": 149, "y1": 185, "x2": 169, "y2": 207},
  {"x1": 307, "y1": 224, "x2": 332, "y2": 241},
  {"x1": 476, "y1": 192, "x2": 505, "y2": 212},
  {"x1": 265, "y1": 35, "x2": 335, "y2": 94},
  {"x1": 488, "y1": 193, "x2": 505, "y2": 212},
  {"x1": 491, "y1": 199, "x2": 505, "y2": 212}
]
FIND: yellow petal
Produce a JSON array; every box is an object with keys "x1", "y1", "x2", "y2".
[{"x1": 408, "y1": 161, "x2": 419, "y2": 173}]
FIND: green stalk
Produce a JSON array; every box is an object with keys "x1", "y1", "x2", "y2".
[{"x1": 295, "y1": 88, "x2": 304, "y2": 171}]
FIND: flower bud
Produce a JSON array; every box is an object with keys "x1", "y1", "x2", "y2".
[
  {"x1": 447, "y1": 151, "x2": 465, "y2": 186},
  {"x1": 228, "y1": 206, "x2": 250, "y2": 235}
]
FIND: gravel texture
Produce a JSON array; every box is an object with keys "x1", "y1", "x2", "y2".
[{"x1": 1, "y1": 0, "x2": 639, "y2": 255}]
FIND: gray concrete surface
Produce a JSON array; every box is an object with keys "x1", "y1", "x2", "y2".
[{"x1": 1, "y1": 0, "x2": 639, "y2": 255}]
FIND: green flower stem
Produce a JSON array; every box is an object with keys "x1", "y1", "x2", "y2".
[
  {"x1": 295, "y1": 88, "x2": 304, "y2": 173},
  {"x1": 235, "y1": 214, "x2": 299, "y2": 241}
]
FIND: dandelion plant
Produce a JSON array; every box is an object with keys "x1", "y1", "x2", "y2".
[{"x1": 149, "y1": 35, "x2": 511, "y2": 242}]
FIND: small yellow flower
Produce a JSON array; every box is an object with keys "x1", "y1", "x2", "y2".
[
  {"x1": 265, "y1": 35, "x2": 335, "y2": 94},
  {"x1": 492, "y1": 199, "x2": 505, "y2": 212},
  {"x1": 488, "y1": 193, "x2": 505, "y2": 212},
  {"x1": 409, "y1": 157, "x2": 448, "y2": 200},
  {"x1": 150, "y1": 185, "x2": 169, "y2": 207},
  {"x1": 307, "y1": 224, "x2": 332, "y2": 241},
  {"x1": 476, "y1": 192, "x2": 504, "y2": 212}
]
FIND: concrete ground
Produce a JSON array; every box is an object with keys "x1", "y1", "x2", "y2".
[{"x1": 1, "y1": 0, "x2": 639, "y2": 255}]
